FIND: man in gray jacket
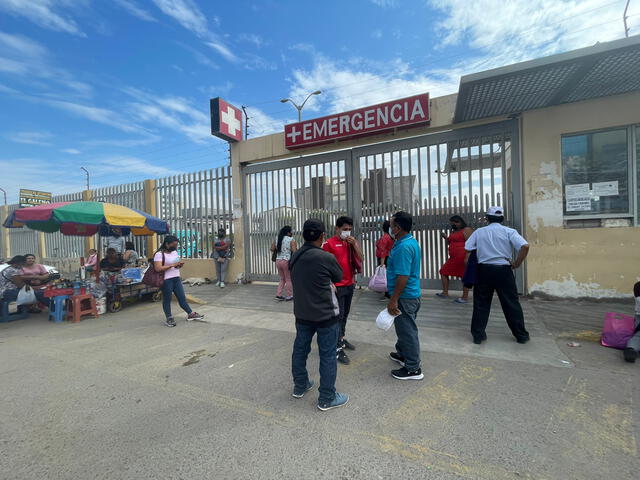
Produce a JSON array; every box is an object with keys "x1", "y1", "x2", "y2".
[{"x1": 289, "y1": 219, "x2": 349, "y2": 411}]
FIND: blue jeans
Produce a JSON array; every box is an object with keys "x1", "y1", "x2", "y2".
[
  {"x1": 393, "y1": 297, "x2": 422, "y2": 371},
  {"x1": 161, "y1": 277, "x2": 192, "y2": 318},
  {"x1": 292, "y1": 321, "x2": 339, "y2": 404}
]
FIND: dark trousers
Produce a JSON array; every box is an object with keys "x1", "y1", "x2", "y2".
[
  {"x1": 292, "y1": 320, "x2": 339, "y2": 404},
  {"x1": 393, "y1": 297, "x2": 422, "y2": 371},
  {"x1": 471, "y1": 264, "x2": 529, "y2": 341},
  {"x1": 161, "y1": 277, "x2": 192, "y2": 318},
  {"x1": 336, "y1": 284, "x2": 355, "y2": 343}
]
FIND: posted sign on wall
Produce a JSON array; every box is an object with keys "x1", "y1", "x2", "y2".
[
  {"x1": 284, "y1": 93, "x2": 430, "y2": 149},
  {"x1": 19, "y1": 189, "x2": 51, "y2": 208}
]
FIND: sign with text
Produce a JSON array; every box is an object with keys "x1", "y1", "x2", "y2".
[
  {"x1": 284, "y1": 93, "x2": 430, "y2": 149},
  {"x1": 210, "y1": 97, "x2": 243, "y2": 143},
  {"x1": 19, "y1": 189, "x2": 51, "y2": 208}
]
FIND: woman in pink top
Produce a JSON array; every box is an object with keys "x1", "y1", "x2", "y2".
[
  {"x1": 85, "y1": 249, "x2": 98, "y2": 272},
  {"x1": 154, "y1": 235, "x2": 204, "y2": 327},
  {"x1": 21, "y1": 254, "x2": 49, "y2": 285}
]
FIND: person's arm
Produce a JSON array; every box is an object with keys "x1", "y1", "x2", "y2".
[
  {"x1": 388, "y1": 276, "x2": 408, "y2": 316},
  {"x1": 345, "y1": 236, "x2": 363, "y2": 260},
  {"x1": 464, "y1": 250, "x2": 471, "y2": 266},
  {"x1": 511, "y1": 244, "x2": 529, "y2": 269},
  {"x1": 463, "y1": 227, "x2": 473, "y2": 240},
  {"x1": 440, "y1": 231, "x2": 450, "y2": 243},
  {"x1": 464, "y1": 231, "x2": 477, "y2": 252},
  {"x1": 509, "y1": 231, "x2": 529, "y2": 269},
  {"x1": 290, "y1": 240, "x2": 298, "y2": 253},
  {"x1": 153, "y1": 254, "x2": 182, "y2": 273},
  {"x1": 270, "y1": 242, "x2": 276, "y2": 252},
  {"x1": 123, "y1": 250, "x2": 131, "y2": 261}
]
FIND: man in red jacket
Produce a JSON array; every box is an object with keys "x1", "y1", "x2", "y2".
[{"x1": 323, "y1": 216, "x2": 363, "y2": 365}]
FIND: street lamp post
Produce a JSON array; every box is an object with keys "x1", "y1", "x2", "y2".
[
  {"x1": 0, "y1": 187, "x2": 6, "y2": 205},
  {"x1": 280, "y1": 90, "x2": 322, "y2": 122}
]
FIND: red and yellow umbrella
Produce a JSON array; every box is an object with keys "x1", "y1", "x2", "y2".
[{"x1": 3, "y1": 201, "x2": 170, "y2": 236}]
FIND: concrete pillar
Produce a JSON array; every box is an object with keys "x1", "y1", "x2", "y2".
[
  {"x1": 228, "y1": 145, "x2": 245, "y2": 281},
  {"x1": 143, "y1": 179, "x2": 158, "y2": 257},
  {"x1": 0, "y1": 204, "x2": 10, "y2": 260},
  {"x1": 37, "y1": 231, "x2": 46, "y2": 260},
  {"x1": 82, "y1": 189, "x2": 95, "y2": 254}
]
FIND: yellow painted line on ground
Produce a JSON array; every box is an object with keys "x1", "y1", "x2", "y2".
[{"x1": 557, "y1": 330, "x2": 601, "y2": 342}]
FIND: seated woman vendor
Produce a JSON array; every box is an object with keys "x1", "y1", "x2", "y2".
[
  {"x1": 0, "y1": 255, "x2": 49, "y2": 309},
  {"x1": 21, "y1": 254, "x2": 50, "y2": 286},
  {"x1": 100, "y1": 248, "x2": 126, "y2": 272}
]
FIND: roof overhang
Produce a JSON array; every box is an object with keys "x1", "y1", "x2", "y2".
[{"x1": 454, "y1": 35, "x2": 640, "y2": 123}]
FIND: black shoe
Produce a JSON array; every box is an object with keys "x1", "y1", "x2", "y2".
[
  {"x1": 624, "y1": 348, "x2": 637, "y2": 363},
  {"x1": 389, "y1": 352, "x2": 405, "y2": 366},
  {"x1": 275, "y1": 296, "x2": 285, "y2": 301},
  {"x1": 337, "y1": 349, "x2": 351, "y2": 365},
  {"x1": 164, "y1": 317, "x2": 176, "y2": 327},
  {"x1": 516, "y1": 336, "x2": 530, "y2": 344},
  {"x1": 391, "y1": 367, "x2": 424, "y2": 380},
  {"x1": 472, "y1": 333, "x2": 487, "y2": 344},
  {"x1": 342, "y1": 339, "x2": 356, "y2": 351}
]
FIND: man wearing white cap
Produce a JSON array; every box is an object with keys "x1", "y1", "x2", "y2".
[{"x1": 464, "y1": 206, "x2": 530, "y2": 344}]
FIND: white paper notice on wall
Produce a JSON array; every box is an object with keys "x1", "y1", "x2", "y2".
[
  {"x1": 565, "y1": 183, "x2": 590, "y2": 199},
  {"x1": 566, "y1": 197, "x2": 592, "y2": 212},
  {"x1": 592, "y1": 181, "x2": 618, "y2": 197}
]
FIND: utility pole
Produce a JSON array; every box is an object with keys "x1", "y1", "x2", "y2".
[
  {"x1": 80, "y1": 166, "x2": 90, "y2": 191},
  {"x1": 0, "y1": 187, "x2": 6, "y2": 205},
  {"x1": 624, "y1": 0, "x2": 631, "y2": 37},
  {"x1": 241, "y1": 105, "x2": 250, "y2": 140}
]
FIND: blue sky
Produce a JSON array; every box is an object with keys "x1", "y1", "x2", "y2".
[{"x1": 1, "y1": 0, "x2": 638, "y2": 203}]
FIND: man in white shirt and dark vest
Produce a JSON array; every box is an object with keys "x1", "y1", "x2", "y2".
[{"x1": 464, "y1": 206, "x2": 530, "y2": 345}]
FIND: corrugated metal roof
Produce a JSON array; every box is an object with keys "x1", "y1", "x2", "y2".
[{"x1": 454, "y1": 35, "x2": 640, "y2": 123}]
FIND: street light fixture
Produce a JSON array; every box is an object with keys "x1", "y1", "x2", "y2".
[
  {"x1": 0, "y1": 187, "x2": 6, "y2": 205},
  {"x1": 280, "y1": 90, "x2": 322, "y2": 122}
]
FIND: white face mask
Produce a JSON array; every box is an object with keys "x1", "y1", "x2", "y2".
[{"x1": 340, "y1": 230, "x2": 351, "y2": 240}]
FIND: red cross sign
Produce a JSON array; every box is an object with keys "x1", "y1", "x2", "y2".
[{"x1": 210, "y1": 97, "x2": 243, "y2": 143}]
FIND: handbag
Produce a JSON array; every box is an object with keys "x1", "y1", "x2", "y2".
[
  {"x1": 142, "y1": 252, "x2": 165, "y2": 288},
  {"x1": 16, "y1": 285, "x2": 37, "y2": 306},
  {"x1": 601, "y1": 312, "x2": 636, "y2": 349},
  {"x1": 368, "y1": 265, "x2": 387, "y2": 293}
]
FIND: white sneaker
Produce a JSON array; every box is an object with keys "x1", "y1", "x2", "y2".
[
  {"x1": 220, "y1": 282, "x2": 225, "y2": 288},
  {"x1": 216, "y1": 281, "x2": 221, "y2": 287}
]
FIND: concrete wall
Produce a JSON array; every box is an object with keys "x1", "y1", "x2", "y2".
[{"x1": 522, "y1": 91, "x2": 640, "y2": 298}]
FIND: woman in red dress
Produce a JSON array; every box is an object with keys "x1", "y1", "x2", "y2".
[{"x1": 437, "y1": 215, "x2": 473, "y2": 303}]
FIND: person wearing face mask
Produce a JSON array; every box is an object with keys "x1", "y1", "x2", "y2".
[
  {"x1": 212, "y1": 228, "x2": 232, "y2": 288},
  {"x1": 322, "y1": 216, "x2": 363, "y2": 365},
  {"x1": 154, "y1": 235, "x2": 204, "y2": 327},
  {"x1": 437, "y1": 215, "x2": 474, "y2": 303}
]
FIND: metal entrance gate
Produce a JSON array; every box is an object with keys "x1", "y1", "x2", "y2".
[{"x1": 243, "y1": 120, "x2": 522, "y2": 290}]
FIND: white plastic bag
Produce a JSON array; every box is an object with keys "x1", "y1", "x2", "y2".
[
  {"x1": 16, "y1": 285, "x2": 37, "y2": 306},
  {"x1": 376, "y1": 308, "x2": 397, "y2": 331},
  {"x1": 368, "y1": 265, "x2": 387, "y2": 293}
]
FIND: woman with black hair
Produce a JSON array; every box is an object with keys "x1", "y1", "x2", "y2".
[
  {"x1": 437, "y1": 215, "x2": 473, "y2": 303},
  {"x1": 154, "y1": 235, "x2": 203, "y2": 327},
  {"x1": 271, "y1": 225, "x2": 297, "y2": 301}
]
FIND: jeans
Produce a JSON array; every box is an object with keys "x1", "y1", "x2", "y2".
[
  {"x1": 627, "y1": 315, "x2": 640, "y2": 351},
  {"x1": 215, "y1": 258, "x2": 229, "y2": 283},
  {"x1": 161, "y1": 277, "x2": 192, "y2": 318},
  {"x1": 276, "y1": 259, "x2": 292, "y2": 297},
  {"x1": 471, "y1": 264, "x2": 529, "y2": 341},
  {"x1": 393, "y1": 297, "x2": 422, "y2": 371},
  {"x1": 2, "y1": 288, "x2": 48, "y2": 310},
  {"x1": 336, "y1": 284, "x2": 355, "y2": 341},
  {"x1": 292, "y1": 320, "x2": 339, "y2": 405}
]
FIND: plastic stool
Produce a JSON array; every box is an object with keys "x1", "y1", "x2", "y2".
[
  {"x1": 1, "y1": 299, "x2": 29, "y2": 323},
  {"x1": 48, "y1": 295, "x2": 69, "y2": 324},
  {"x1": 66, "y1": 294, "x2": 98, "y2": 323}
]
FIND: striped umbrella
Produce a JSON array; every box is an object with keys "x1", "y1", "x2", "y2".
[{"x1": 3, "y1": 201, "x2": 170, "y2": 236}]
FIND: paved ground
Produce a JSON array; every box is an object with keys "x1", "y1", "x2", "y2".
[{"x1": 1, "y1": 283, "x2": 638, "y2": 479}]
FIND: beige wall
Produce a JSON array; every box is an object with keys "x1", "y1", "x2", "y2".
[{"x1": 522, "y1": 91, "x2": 640, "y2": 298}]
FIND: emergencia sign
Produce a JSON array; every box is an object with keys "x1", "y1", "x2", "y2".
[
  {"x1": 284, "y1": 93, "x2": 430, "y2": 149},
  {"x1": 19, "y1": 189, "x2": 51, "y2": 208},
  {"x1": 210, "y1": 97, "x2": 243, "y2": 143}
]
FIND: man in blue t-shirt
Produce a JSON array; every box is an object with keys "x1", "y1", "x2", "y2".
[{"x1": 386, "y1": 211, "x2": 423, "y2": 381}]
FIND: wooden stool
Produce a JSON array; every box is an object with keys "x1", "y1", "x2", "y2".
[{"x1": 66, "y1": 294, "x2": 98, "y2": 323}]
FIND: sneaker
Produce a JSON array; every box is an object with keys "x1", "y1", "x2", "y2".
[
  {"x1": 187, "y1": 312, "x2": 205, "y2": 321},
  {"x1": 342, "y1": 339, "x2": 356, "y2": 351},
  {"x1": 389, "y1": 351, "x2": 405, "y2": 366},
  {"x1": 164, "y1": 317, "x2": 176, "y2": 327},
  {"x1": 292, "y1": 380, "x2": 315, "y2": 398},
  {"x1": 435, "y1": 293, "x2": 448, "y2": 299},
  {"x1": 454, "y1": 298, "x2": 468, "y2": 304},
  {"x1": 337, "y1": 349, "x2": 351, "y2": 365},
  {"x1": 623, "y1": 348, "x2": 637, "y2": 363},
  {"x1": 219, "y1": 282, "x2": 226, "y2": 288},
  {"x1": 216, "y1": 281, "x2": 221, "y2": 287},
  {"x1": 392, "y1": 367, "x2": 424, "y2": 380},
  {"x1": 275, "y1": 295, "x2": 285, "y2": 301},
  {"x1": 285, "y1": 296, "x2": 294, "y2": 302},
  {"x1": 318, "y1": 392, "x2": 349, "y2": 411}
]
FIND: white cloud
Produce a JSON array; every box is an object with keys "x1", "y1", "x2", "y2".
[
  {"x1": 206, "y1": 41, "x2": 240, "y2": 63},
  {"x1": 114, "y1": 0, "x2": 157, "y2": 22},
  {"x1": 238, "y1": 33, "x2": 264, "y2": 48},
  {"x1": 92, "y1": 155, "x2": 175, "y2": 178},
  {"x1": 370, "y1": 0, "x2": 396, "y2": 6},
  {"x1": 6, "y1": 131, "x2": 54, "y2": 146},
  {"x1": 62, "y1": 148, "x2": 81, "y2": 154},
  {"x1": 44, "y1": 98, "x2": 147, "y2": 134},
  {"x1": 198, "y1": 81, "x2": 234, "y2": 97},
  {"x1": 0, "y1": 158, "x2": 86, "y2": 201},
  {"x1": 81, "y1": 136, "x2": 161, "y2": 148},
  {"x1": 152, "y1": 0, "x2": 209, "y2": 36},
  {"x1": 0, "y1": 0, "x2": 85, "y2": 36},
  {"x1": 243, "y1": 106, "x2": 289, "y2": 137}
]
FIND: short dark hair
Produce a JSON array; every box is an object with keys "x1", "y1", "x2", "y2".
[
  {"x1": 302, "y1": 218, "x2": 325, "y2": 242},
  {"x1": 382, "y1": 220, "x2": 390, "y2": 234},
  {"x1": 303, "y1": 229, "x2": 323, "y2": 242},
  {"x1": 336, "y1": 216, "x2": 353, "y2": 228},
  {"x1": 486, "y1": 215, "x2": 504, "y2": 224},
  {"x1": 8, "y1": 255, "x2": 27, "y2": 266},
  {"x1": 392, "y1": 211, "x2": 413, "y2": 232}
]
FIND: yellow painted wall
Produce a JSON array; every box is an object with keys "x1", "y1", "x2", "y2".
[{"x1": 522, "y1": 91, "x2": 640, "y2": 298}]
